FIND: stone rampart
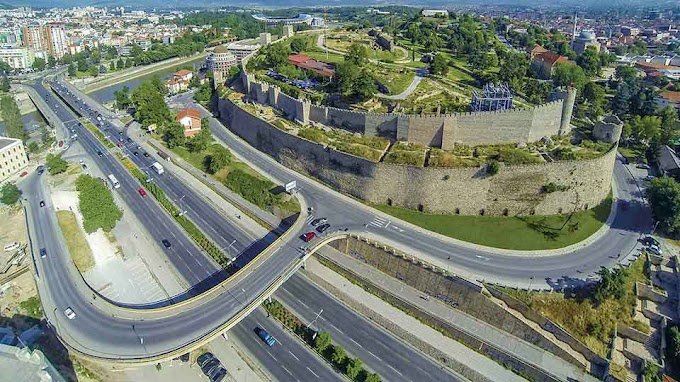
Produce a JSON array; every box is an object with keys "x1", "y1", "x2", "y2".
[
  {"x1": 239, "y1": 70, "x2": 576, "y2": 148},
  {"x1": 217, "y1": 95, "x2": 615, "y2": 216}
]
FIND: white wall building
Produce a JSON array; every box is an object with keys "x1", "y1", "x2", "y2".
[
  {"x1": 0, "y1": 137, "x2": 29, "y2": 182},
  {"x1": 0, "y1": 47, "x2": 34, "y2": 69}
]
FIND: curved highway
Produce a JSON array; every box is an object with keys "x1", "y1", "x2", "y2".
[{"x1": 22, "y1": 75, "x2": 651, "y2": 363}]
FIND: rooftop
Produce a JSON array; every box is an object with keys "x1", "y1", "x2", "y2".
[
  {"x1": 176, "y1": 107, "x2": 201, "y2": 121},
  {"x1": 0, "y1": 344, "x2": 66, "y2": 382},
  {"x1": 287, "y1": 54, "x2": 335, "y2": 77},
  {"x1": 0, "y1": 136, "x2": 21, "y2": 151},
  {"x1": 659, "y1": 91, "x2": 680, "y2": 103}
]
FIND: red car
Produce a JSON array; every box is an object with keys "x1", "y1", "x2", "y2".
[
  {"x1": 19, "y1": 171, "x2": 28, "y2": 177},
  {"x1": 117, "y1": 141, "x2": 122, "y2": 148},
  {"x1": 302, "y1": 232, "x2": 316, "y2": 242},
  {"x1": 138, "y1": 187, "x2": 147, "y2": 197}
]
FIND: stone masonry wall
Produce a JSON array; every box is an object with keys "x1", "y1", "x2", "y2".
[
  {"x1": 240, "y1": 71, "x2": 576, "y2": 148},
  {"x1": 217, "y1": 96, "x2": 614, "y2": 216}
]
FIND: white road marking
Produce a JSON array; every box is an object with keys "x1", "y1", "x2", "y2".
[
  {"x1": 281, "y1": 366, "x2": 293, "y2": 376},
  {"x1": 297, "y1": 299, "x2": 309, "y2": 309},
  {"x1": 348, "y1": 338, "x2": 362, "y2": 348},
  {"x1": 387, "y1": 364, "x2": 403, "y2": 376},
  {"x1": 288, "y1": 350, "x2": 299, "y2": 361},
  {"x1": 307, "y1": 367, "x2": 319, "y2": 378},
  {"x1": 367, "y1": 351, "x2": 382, "y2": 361},
  {"x1": 385, "y1": 221, "x2": 391, "y2": 229}
]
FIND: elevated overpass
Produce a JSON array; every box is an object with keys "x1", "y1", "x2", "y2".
[{"x1": 22, "y1": 75, "x2": 652, "y2": 363}]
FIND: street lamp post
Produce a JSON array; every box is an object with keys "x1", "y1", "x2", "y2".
[{"x1": 306, "y1": 308, "x2": 324, "y2": 330}]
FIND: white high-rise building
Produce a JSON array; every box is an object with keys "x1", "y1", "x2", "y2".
[
  {"x1": 0, "y1": 47, "x2": 35, "y2": 70},
  {"x1": 45, "y1": 23, "x2": 68, "y2": 59}
]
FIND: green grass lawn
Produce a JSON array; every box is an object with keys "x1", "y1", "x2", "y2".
[
  {"x1": 618, "y1": 145, "x2": 647, "y2": 164},
  {"x1": 56, "y1": 210, "x2": 95, "y2": 272},
  {"x1": 373, "y1": 194, "x2": 612, "y2": 250}
]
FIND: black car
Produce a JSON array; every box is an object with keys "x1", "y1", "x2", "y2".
[
  {"x1": 97, "y1": 150, "x2": 103, "y2": 157},
  {"x1": 641, "y1": 236, "x2": 660, "y2": 247},
  {"x1": 40, "y1": 248, "x2": 47, "y2": 258},
  {"x1": 39, "y1": 200, "x2": 45, "y2": 207},
  {"x1": 197, "y1": 352, "x2": 215, "y2": 368},
  {"x1": 201, "y1": 358, "x2": 220, "y2": 374},
  {"x1": 142, "y1": 152, "x2": 150, "y2": 158},
  {"x1": 37, "y1": 165, "x2": 45, "y2": 175},
  {"x1": 317, "y1": 223, "x2": 331, "y2": 233},
  {"x1": 133, "y1": 151, "x2": 139, "y2": 156},
  {"x1": 162, "y1": 239, "x2": 172, "y2": 248},
  {"x1": 209, "y1": 367, "x2": 227, "y2": 382}
]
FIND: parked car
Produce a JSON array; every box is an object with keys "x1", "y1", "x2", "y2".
[
  {"x1": 40, "y1": 248, "x2": 46, "y2": 258},
  {"x1": 37, "y1": 165, "x2": 45, "y2": 175},
  {"x1": 311, "y1": 218, "x2": 327, "y2": 226},
  {"x1": 649, "y1": 244, "x2": 663, "y2": 256},
  {"x1": 317, "y1": 223, "x2": 331, "y2": 233},
  {"x1": 644, "y1": 175, "x2": 655, "y2": 182},
  {"x1": 301, "y1": 232, "x2": 316, "y2": 242},
  {"x1": 19, "y1": 171, "x2": 28, "y2": 177},
  {"x1": 636, "y1": 163, "x2": 650, "y2": 170},
  {"x1": 97, "y1": 150, "x2": 103, "y2": 157},
  {"x1": 641, "y1": 236, "x2": 660, "y2": 247},
  {"x1": 197, "y1": 352, "x2": 215, "y2": 369}
]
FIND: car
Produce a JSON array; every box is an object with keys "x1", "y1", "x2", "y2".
[
  {"x1": 162, "y1": 239, "x2": 171, "y2": 248},
  {"x1": 40, "y1": 248, "x2": 47, "y2": 258},
  {"x1": 138, "y1": 187, "x2": 147, "y2": 197},
  {"x1": 39, "y1": 200, "x2": 45, "y2": 207},
  {"x1": 37, "y1": 165, "x2": 45, "y2": 175},
  {"x1": 301, "y1": 232, "x2": 316, "y2": 242},
  {"x1": 81, "y1": 163, "x2": 87, "y2": 170},
  {"x1": 255, "y1": 327, "x2": 276, "y2": 346},
  {"x1": 197, "y1": 352, "x2": 215, "y2": 368},
  {"x1": 311, "y1": 218, "x2": 327, "y2": 226},
  {"x1": 143, "y1": 152, "x2": 150, "y2": 158},
  {"x1": 64, "y1": 307, "x2": 76, "y2": 319},
  {"x1": 649, "y1": 245, "x2": 662, "y2": 256},
  {"x1": 641, "y1": 236, "x2": 660, "y2": 247},
  {"x1": 317, "y1": 223, "x2": 331, "y2": 233},
  {"x1": 209, "y1": 367, "x2": 227, "y2": 382},
  {"x1": 644, "y1": 175, "x2": 655, "y2": 182},
  {"x1": 636, "y1": 163, "x2": 650, "y2": 170},
  {"x1": 126, "y1": 138, "x2": 132, "y2": 143},
  {"x1": 19, "y1": 171, "x2": 28, "y2": 177},
  {"x1": 97, "y1": 150, "x2": 103, "y2": 157},
  {"x1": 133, "y1": 151, "x2": 139, "y2": 156},
  {"x1": 201, "y1": 358, "x2": 220, "y2": 374},
  {"x1": 117, "y1": 141, "x2": 122, "y2": 148}
]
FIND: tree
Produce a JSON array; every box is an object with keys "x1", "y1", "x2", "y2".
[
  {"x1": 365, "y1": 374, "x2": 381, "y2": 382},
  {"x1": 188, "y1": 120, "x2": 212, "y2": 152},
  {"x1": 345, "y1": 358, "x2": 363, "y2": 379},
  {"x1": 646, "y1": 176, "x2": 680, "y2": 234},
  {"x1": 353, "y1": 70, "x2": 376, "y2": 101},
  {"x1": 552, "y1": 63, "x2": 587, "y2": 90},
  {"x1": 0, "y1": 61, "x2": 10, "y2": 75},
  {"x1": 290, "y1": 38, "x2": 308, "y2": 53},
  {"x1": 335, "y1": 62, "x2": 360, "y2": 97},
  {"x1": 576, "y1": 46, "x2": 601, "y2": 76},
  {"x1": 668, "y1": 326, "x2": 680, "y2": 365},
  {"x1": 344, "y1": 43, "x2": 369, "y2": 67},
  {"x1": 89, "y1": 49, "x2": 101, "y2": 64},
  {"x1": 0, "y1": 76, "x2": 10, "y2": 92},
  {"x1": 593, "y1": 266, "x2": 627, "y2": 304},
  {"x1": 0, "y1": 95, "x2": 25, "y2": 141},
  {"x1": 657, "y1": 106, "x2": 679, "y2": 146},
  {"x1": 77, "y1": 58, "x2": 88, "y2": 72},
  {"x1": 206, "y1": 146, "x2": 232, "y2": 174},
  {"x1": 131, "y1": 82, "x2": 172, "y2": 126},
  {"x1": 87, "y1": 65, "x2": 99, "y2": 77},
  {"x1": 331, "y1": 345, "x2": 347, "y2": 367},
  {"x1": 68, "y1": 62, "x2": 77, "y2": 77},
  {"x1": 582, "y1": 81, "x2": 606, "y2": 118},
  {"x1": 314, "y1": 331, "x2": 332, "y2": 353},
  {"x1": 75, "y1": 175, "x2": 123, "y2": 233},
  {"x1": 109, "y1": 61, "x2": 115, "y2": 71},
  {"x1": 116, "y1": 58, "x2": 125, "y2": 70},
  {"x1": 194, "y1": 83, "x2": 213, "y2": 106},
  {"x1": 0, "y1": 183, "x2": 22, "y2": 205},
  {"x1": 27, "y1": 141, "x2": 39, "y2": 152},
  {"x1": 47, "y1": 55, "x2": 56, "y2": 68},
  {"x1": 612, "y1": 82, "x2": 633, "y2": 116},
  {"x1": 32, "y1": 57, "x2": 46, "y2": 71},
  {"x1": 114, "y1": 86, "x2": 131, "y2": 110},
  {"x1": 523, "y1": 78, "x2": 552, "y2": 104},
  {"x1": 627, "y1": 115, "x2": 661, "y2": 144},
  {"x1": 430, "y1": 53, "x2": 449, "y2": 76},
  {"x1": 498, "y1": 52, "x2": 529, "y2": 90},
  {"x1": 46, "y1": 154, "x2": 68, "y2": 175},
  {"x1": 163, "y1": 122, "x2": 185, "y2": 149}
]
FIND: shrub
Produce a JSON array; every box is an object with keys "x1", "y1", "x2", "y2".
[
  {"x1": 497, "y1": 148, "x2": 542, "y2": 165},
  {"x1": 487, "y1": 160, "x2": 500, "y2": 175},
  {"x1": 298, "y1": 128, "x2": 329, "y2": 144},
  {"x1": 314, "y1": 331, "x2": 332, "y2": 353},
  {"x1": 224, "y1": 169, "x2": 278, "y2": 210},
  {"x1": 542, "y1": 182, "x2": 570, "y2": 193},
  {"x1": 0, "y1": 183, "x2": 21, "y2": 205},
  {"x1": 331, "y1": 345, "x2": 347, "y2": 367},
  {"x1": 46, "y1": 153, "x2": 68, "y2": 175},
  {"x1": 551, "y1": 147, "x2": 577, "y2": 160},
  {"x1": 345, "y1": 358, "x2": 363, "y2": 380}
]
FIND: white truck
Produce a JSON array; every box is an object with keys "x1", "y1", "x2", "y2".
[{"x1": 151, "y1": 162, "x2": 165, "y2": 175}]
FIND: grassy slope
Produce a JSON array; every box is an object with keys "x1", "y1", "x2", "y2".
[
  {"x1": 374, "y1": 195, "x2": 612, "y2": 250},
  {"x1": 55, "y1": 210, "x2": 94, "y2": 272}
]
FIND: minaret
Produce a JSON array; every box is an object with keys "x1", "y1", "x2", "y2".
[{"x1": 572, "y1": 12, "x2": 578, "y2": 42}]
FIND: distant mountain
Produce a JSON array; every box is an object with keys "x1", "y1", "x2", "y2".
[{"x1": 7, "y1": 0, "x2": 679, "y2": 9}]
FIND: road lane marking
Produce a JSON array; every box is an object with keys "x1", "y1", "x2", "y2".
[
  {"x1": 387, "y1": 364, "x2": 403, "y2": 376},
  {"x1": 306, "y1": 367, "x2": 319, "y2": 378},
  {"x1": 297, "y1": 299, "x2": 309, "y2": 309},
  {"x1": 367, "y1": 351, "x2": 382, "y2": 361},
  {"x1": 281, "y1": 366, "x2": 293, "y2": 376},
  {"x1": 288, "y1": 350, "x2": 299, "y2": 361},
  {"x1": 349, "y1": 338, "x2": 362, "y2": 348}
]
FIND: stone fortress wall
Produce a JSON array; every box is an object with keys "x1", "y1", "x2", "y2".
[
  {"x1": 216, "y1": 95, "x2": 616, "y2": 216},
  {"x1": 241, "y1": 71, "x2": 577, "y2": 148}
]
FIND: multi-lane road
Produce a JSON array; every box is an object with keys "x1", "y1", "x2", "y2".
[{"x1": 25, "y1": 77, "x2": 466, "y2": 380}]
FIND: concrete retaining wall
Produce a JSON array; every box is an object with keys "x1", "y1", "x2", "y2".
[{"x1": 617, "y1": 324, "x2": 652, "y2": 344}]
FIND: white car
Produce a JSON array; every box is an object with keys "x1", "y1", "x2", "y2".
[{"x1": 64, "y1": 307, "x2": 76, "y2": 320}]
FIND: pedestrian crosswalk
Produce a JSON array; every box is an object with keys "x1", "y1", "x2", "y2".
[{"x1": 368, "y1": 216, "x2": 388, "y2": 228}]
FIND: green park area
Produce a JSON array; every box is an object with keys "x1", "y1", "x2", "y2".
[
  {"x1": 56, "y1": 210, "x2": 95, "y2": 273},
  {"x1": 374, "y1": 193, "x2": 611, "y2": 250}
]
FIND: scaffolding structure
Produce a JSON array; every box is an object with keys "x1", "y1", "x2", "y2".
[{"x1": 471, "y1": 83, "x2": 513, "y2": 112}]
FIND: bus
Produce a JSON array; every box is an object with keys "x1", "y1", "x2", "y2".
[{"x1": 107, "y1": 174, "x2": 120, "y2": 189}]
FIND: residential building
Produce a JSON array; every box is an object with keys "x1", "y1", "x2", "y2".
[
  {"x1": 226, "y1": 41, "x2": 259, "y2": 63},
  {"x1": 572, "y1": 30, "x2": 600, "y2": 54},
  {"x1": 0, "y1": 343, "x2": 66, "y2": 382},
  {"x1": 656, "y1": 91, "x2": 680, "y2": 110},
  {"x1": 205, "y1": 45, "x2": 237, "y2": 84},
  {"x1": 657, "y1": 145, "x2": 680, "y2": 178},
  {"x1": 176, "y1": 108, "x2": 202, "y2": 137},
  {"x1": 165, "y1": 78, "x2": 188, "y2": 94},
  {"x1": 174, "y1": 69, "x2": 193, "y2": 82},
  {"x1": 620, "y1": 26, "x2": 640, "y2": 37},
  {"x1": 422, "y1": 9, "x2": 449, "y2": 17},
  {"x1": 0, "y1": 47, "x2": 34, "y2": 70},
  {"x1": 162, "y1": 35, "x2": 175, "y2": 44},
  {"x1": 288, "y1": 54, "x2": 335, "y2": 77},
  {"x1": 0, "y1": 28, "x2": 21, "y2": 46},
  {"x1": 529, "y1": 45, "x2": 569, "y2": 79},
  {"x1": 0, "y1": 137, "x2": 28, "y2": 182},
  {"x1": 44, "y1": 22, "x2": 68, "y2": 58}
]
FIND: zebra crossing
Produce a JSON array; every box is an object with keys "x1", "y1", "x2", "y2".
[{"x1": 367, "y1": 216, "x2": 406, "y2": 233}]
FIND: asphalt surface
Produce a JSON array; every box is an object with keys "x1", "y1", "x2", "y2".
[{"x1": 25, "y1": 77, "x2": 465, "y2": 381}]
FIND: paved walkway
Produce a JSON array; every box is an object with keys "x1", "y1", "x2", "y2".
[{"x1": 314, "y1": 247, "x2": 599, "y2": 382}]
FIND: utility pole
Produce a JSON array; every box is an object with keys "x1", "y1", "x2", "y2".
[{"x1": 306, "y1": 308, "x2": 324, "y2": 330}]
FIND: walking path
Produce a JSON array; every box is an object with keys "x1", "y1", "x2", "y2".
[{"x1": 314, "y1": 247, "x2": 599, "y2": 382}]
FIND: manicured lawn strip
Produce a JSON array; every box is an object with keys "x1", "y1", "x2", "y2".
[
  {"x1": 373, "y1": 195, "x2": 612, "y2": 250},
  {"x1": 56, "y1": 210, "x2": 95, "y2": 272},
  {"x1": 80, "y1": 118, "x2": 113, "y2": 148}
]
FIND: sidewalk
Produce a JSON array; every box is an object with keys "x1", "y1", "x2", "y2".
[{"x1": 313, "y1": 247, "x2": 599, "y2": 382}]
